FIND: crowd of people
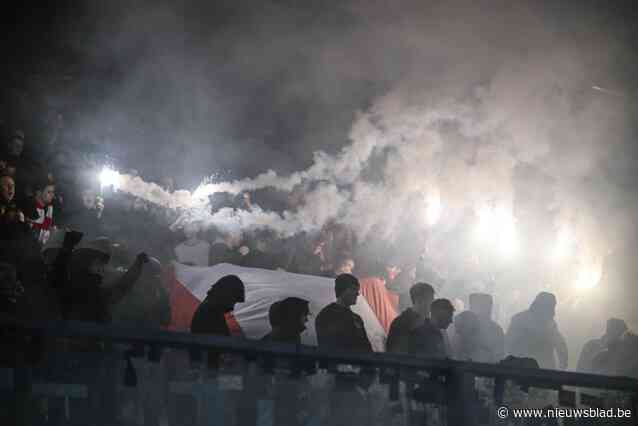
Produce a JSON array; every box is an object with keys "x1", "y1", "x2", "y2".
[{"x1": 0, "y1": 122, "x2": 637, "y2": 425}]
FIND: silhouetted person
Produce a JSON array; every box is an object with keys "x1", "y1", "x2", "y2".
[
  {"x1": 315, "y1": 273, "x2": 372, "y2": 353},
  {"x1": 578, "y1": 318, "x2": 627, "y2": 373},
  {"x1": 386, "y1": 282, "x2": 435, "y2": 353},
  {"x1": 60, "y1": 236, "x2": 148, "y2": 323},
  {"x1": 506, "y1": 292, "x2": 568, "y2": 370},
  {"x1": 262, "y1": 297, "x2": 310, "y2": 344},
  {"x1": 469, "y1": 292, "x2": 505, "y2": 363},
  {"x1": 191, "y1": 274, "x2": 245, "y2": 336},
  {"x1": 451, "y1": 310, "x2": 494, "y2": 361},
  {"x1": 410, "y1": 298, "x2": 454, "y2": 359}
]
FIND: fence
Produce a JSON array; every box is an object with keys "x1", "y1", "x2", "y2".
[{"x1": 1, "y1": 314, "x2": 637, "y2": 426}]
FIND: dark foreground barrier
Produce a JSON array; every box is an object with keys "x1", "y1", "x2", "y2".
[{"x1": 1, "y1": 314, "x2": 637, "y2": 426}]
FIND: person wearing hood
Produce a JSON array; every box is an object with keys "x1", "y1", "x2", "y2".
[
  {"x1": 262, "y1": 297, "x2": 310, "y2": 344},
  {"x1": 506, "y1": 292, "x2": 568, "y2": 370},
  {"x1": 577, "y1": 318, "x2": 627, "y2": 373},
  {"x1": 53, "y1": 233, "x2": 149, "y2": 323}
]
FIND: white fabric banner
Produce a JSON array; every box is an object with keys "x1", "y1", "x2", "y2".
[{"x1": 173, "y1": 262, "x2": 387, "y2": 351}]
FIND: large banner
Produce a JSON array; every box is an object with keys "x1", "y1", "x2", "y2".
[{"x1": 166, "y1": 262, "x2": 389, "y2": 351}]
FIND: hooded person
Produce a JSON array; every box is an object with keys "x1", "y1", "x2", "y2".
[
  {"x1": 469, "y1": 293, "x2": 505, "y2": 363},
  {"x1": 56, "y1": 234, "x2": 149, "y2": 323},
  {"x1": 577, "y1": 318, "x2": 628, "y2": 373},
  {"x1": 262, "y1": 297, "x2": 310, "y2": 344},
  {"x1": 191, "y1": 274, "x2": 245, "y2": 336},
  {"x1": 190, "y1": 275, "x2": 245, "y2": 369},
  {"x1": 506, "y1": 292, "x2": 568, "y2": 370}
]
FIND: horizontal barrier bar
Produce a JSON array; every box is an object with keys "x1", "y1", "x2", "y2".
[{"x1": 3, "y1": 314, "x2": 638, "y2": 393}]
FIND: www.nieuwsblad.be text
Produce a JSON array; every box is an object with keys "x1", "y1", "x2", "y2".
[{"x1": 497, "y1": 406, "x2": 632, "y2": 419}]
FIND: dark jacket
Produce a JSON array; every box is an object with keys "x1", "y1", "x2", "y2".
[
  {"x1": 386, "y1": 309, "x2": 422, "y2": 354},
  {"x1": 315, "y1": 303, "x2": 372, "y2": 353},
  {"x1": 410, "y1": 320, "x2": 447, "y2": 359},
  {"x1": 190, "y1": 300, "x2": 230, "y2": 336},
  {"x1": 54, "y1": 249, "x2": 144, "y2": 323}
]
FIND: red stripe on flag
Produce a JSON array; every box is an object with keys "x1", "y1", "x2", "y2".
[
  {"x1": 359, "y1": 276, "x2": 399, "y2": 333},
  {"x1": 165, "y1": 265, "x2": 245, "y2": 336}
]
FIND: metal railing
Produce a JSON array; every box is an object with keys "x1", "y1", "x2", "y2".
[{"x1": 1, "y1": 314, "x2": 637, "y2": 426}]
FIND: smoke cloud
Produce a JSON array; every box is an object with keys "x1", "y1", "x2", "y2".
[{"x1": 45, "y1": 0, "x2": 638, "y2": 354}]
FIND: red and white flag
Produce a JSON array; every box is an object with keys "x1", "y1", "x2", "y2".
[{"x1": 165, "y1": 262, "x2": 392, "y2": 351}]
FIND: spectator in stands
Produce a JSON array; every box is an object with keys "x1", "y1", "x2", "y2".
[
  {"x1": 506, "y1": 292, "x2": 568, "y2": 370},
  {"x1": 24, "y1": 177, "x2": 56, "y2": 245},
  {"x1": 0, "y1": 158, "x2": 17, "y2": 178},
  {"x1": 410, "y1": 298, "x2": 454, "y2": 359},
  {"x1": 334, "y1": 257, "x2": 355, "y2": 275},
  {"x1": 191, "y1": 274, "x2": 245, "y2": 336},
  {"x1": 174, "y1": 222, "x2": 210, "y2": 266},
  {"x1": 386, "y1": 282, "x2": 435, "y2": 354},
  {"x1": 262, "y1": 297, "x2": 310, "y2": 344},
  {"x1": 53, "y1": 233, "x2": 149, "y2": 323},
  {"x1": 112, "y1": 256, "x2": 171, "y2": 328},
  {"x1": 315, "y1": 273, "x2": 372, "y2": 353},
  {"x1": 469, "y1": 292, "x2": 505, "y2": 363},
  {"x1": 577, "y1": 318, "x2": 627, "y2": 373},
  {"x1": 0, "y1": 175, "x2": 24, "y2": 229},
  {"x1": 450, "y1": 310, "x2": 494, "y2": 361}
]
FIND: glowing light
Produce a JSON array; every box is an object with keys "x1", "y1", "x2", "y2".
[
  {"x1": 99, "y1": 167, "x2": 122, "y2": 190},
  {"x1": 552, "y1": 227, "x2": 573, "y2": 261},
  {"x1": 475, "y1": 204, "x2": 518, "y2": 257},
  {"x1": 574, "y1": 262, "x2": 602, "y2": 290},
  {"x1": 424, "y1": 193, "x2": 442, "y2": 226}
]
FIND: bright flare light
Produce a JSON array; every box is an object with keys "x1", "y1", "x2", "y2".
[
  {"x1": 574, "y1": 262, "x2": 602, "y2": 290},
  {"x1": 99, "y1": 167, "x2": 122, "y2": 191},
  {"x1": 475, "y1": 204, "x2": 518, "y2": 257},
  {"x1": 552, "y1": 227, "x2": 573, "y2": 261},
  {"x1": 425, "y1": 193, "x2": 442, "y2": 226}
]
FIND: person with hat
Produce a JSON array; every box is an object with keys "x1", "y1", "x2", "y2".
[
  {"x1": 506, "y1": 292, "x2": 568, "y2": 369},
  {"x1": 52, "y1": 231, "x2": 149, "y2": 323},
  {"x1": 315, "y1": 273, "x2": 372, "y2": 353}
]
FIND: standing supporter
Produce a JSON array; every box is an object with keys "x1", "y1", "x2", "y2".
[
  {"x1": 54, "y1": 235, "x2": 149, "y2": 323},
  {"x1": 410, "y1": 298, "x2": 455, "y2": 359},
  {"x1": 23, "y1": 177, "x2": 56, "y2": 245},
  {"x1": 506, "y1": 292, "x2": 568, "y2": 370},
  {"x1": 386, "y1": 282, "x2": 435, "y2": 354},
  {"x1": 450, "y1": 310, "x2": 494, "y2": 361},
  {"x1": 191, "y1": 274, "x2": 245, "y2": 336},
  {"x1": 469, "y1": 292, "x2": 505, "y2": 363},
  {"x1": 174, "y1": 222, "x2": 210, "y2": 266},
  {"x1": 315, "y1": 273, "x2": 372, "y2": 353},
  {"x1": 190, "y1": 274, "x2": 245, "y2": 371},
  {"x1": 261, "y1": 297, "x2": 310, "y2": 344},
  {"x1": 0, "y1": 175, "x2": 26, "y2": 234},
  {"x1": 577, "y1": 318, "x2": 627, "y2": 373}
]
